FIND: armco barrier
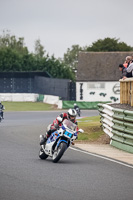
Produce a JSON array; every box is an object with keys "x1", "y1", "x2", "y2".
[{"x1": 98, "y1": 103, "x2": 133, "y2": 153}]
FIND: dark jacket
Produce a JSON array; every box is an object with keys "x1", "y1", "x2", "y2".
[{"x1": 121, "y1": 66, "x2": 127, "y2": 78}]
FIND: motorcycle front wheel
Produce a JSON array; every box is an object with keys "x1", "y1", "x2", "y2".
[
  {"x1": 39, "y1": 147, "x2": 48, "y2": 160},
  {"x1": 52, "y1": 142, "x2": 67, "y2": 163}
]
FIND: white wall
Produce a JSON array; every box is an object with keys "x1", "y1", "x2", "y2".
[
  {"x1": 0, "y1": 93, "x2": 39, "y2": 102},
  {"x1": 76, "y1": 81, "x2": 120, "y2": 103}
]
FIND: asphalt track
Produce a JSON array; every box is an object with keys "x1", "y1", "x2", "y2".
[{"x1": 0, "y1": 110, "x2": 133, "y2": 200}]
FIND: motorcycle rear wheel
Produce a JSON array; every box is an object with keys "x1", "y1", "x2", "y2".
[
  {"x1": 39, "y1": 147, "x2": 48, "y2": 160},
  {"x1": 53, "y1": 142, "x2": 67, "y2": 163}
]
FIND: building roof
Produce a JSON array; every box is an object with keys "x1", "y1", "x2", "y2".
[{"x1": 76, "y1": 52, "x2": 133, "y2": 81}]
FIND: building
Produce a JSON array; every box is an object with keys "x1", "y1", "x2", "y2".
[{"x1": 76, "y1": 52, "x2": 133, "y2": 103}]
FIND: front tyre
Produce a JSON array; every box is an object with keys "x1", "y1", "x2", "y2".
[
  {"x1": 39, "y1": 147, "x2": 48, "y2": 160},
  {"x1": 53, "y1": 142, "x2": 67, "y2": 163}
]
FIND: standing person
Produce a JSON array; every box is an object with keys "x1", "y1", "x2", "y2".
[
  {"x1": 123, "y1": 56, "x2": 133, "y2": 80},
  {"x1": 0, "y1": 101, "x2": 5, "y2": 119},
  {"x1": 40, "y1": 109, "x2": 78, "y2": 145},
  {"x1": 123, "y1": 61, "x2": 128, "y2": 68},
  {"x1": 125, "y1": 56, "x2": 132, "y2": 67},
  {"x1": 119, "y1": 64, "x2": 127, "y2": 79}
]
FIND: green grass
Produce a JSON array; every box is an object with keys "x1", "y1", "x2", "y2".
[
  {"x1": 3, "y1": 101, "x2": 56, "y2": 111},
  {"x1": 2, "y1": 102, "x2": 104, "y2": 142},
  {"x1": 77, "y1": 116, "x2": 104, "y2": 142}
]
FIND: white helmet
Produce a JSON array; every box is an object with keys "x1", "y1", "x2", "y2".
[{"x1": 68, "y1": 109, "x2": 77, "y2": 122}]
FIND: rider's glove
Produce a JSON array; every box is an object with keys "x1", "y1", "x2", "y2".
[{"x1": 73, "y1": 132, "x2": 78, "y2": 140}]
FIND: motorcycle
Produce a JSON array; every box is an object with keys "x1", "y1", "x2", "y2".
[
  {"x1": 39, "y1": 118, "x2": 84, "y2": 163},
  {"x1": 0, "y1": 113, "x2": 2, "y2": 122},
  {"x1": 0, "y1": 109, "x2": 3, "y2": 122},
  {"x1": 75, "y1": 107, "x2": 81, "y2": 117},
  {"x1": 0, "y1": 105, "x2": 5, "y2": 122}
]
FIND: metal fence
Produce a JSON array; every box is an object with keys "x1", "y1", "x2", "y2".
[{"x1": 0, "y1": 72, "x2": 76, "y2": 100}]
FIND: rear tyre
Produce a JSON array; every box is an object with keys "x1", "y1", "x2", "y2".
[
  {"x1": 53, "y1": 142, "x2": 67, "y2": 163},
  {"x1": 39, "y1": 147, "x2": 48, "y2": 160}
]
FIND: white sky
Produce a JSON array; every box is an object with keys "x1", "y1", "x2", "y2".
[{"x1": 0, "y1": 0, "x2": 133, "y2": 58}]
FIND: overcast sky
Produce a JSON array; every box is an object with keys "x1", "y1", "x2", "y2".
[{"x1": 0, "y1": 0, "x2": 133, "y2": 58}]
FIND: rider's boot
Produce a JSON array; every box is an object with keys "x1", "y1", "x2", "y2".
[
  {"x1": 40, "y1": 135, "x2": 47, "y2": 145},
  {"x1": 39, "y1": 129, "x2": 52, "y2": 146}
]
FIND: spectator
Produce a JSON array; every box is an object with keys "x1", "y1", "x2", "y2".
[
  {"x1": 123, "y1": 60, "x2": 128, "y2": 68},
  {"x1": 122, "y1": 56, "x2": 133, "y2": 80},
  {"x1": 125, "y1": 56, "x2": 132, "y2": 67},
  {"x1": 119, "y1": 64, "x2": 127, "y2": 79},
  {"x1": 126, "y1": 58, "x2": 133, "y2": 76}
]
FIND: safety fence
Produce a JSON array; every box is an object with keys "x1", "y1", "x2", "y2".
[
  {"x1": 120, "y1": 78, "x2": 133, "y2": 106},
  {"x1": 98, "y1": 103, "x2": 133, "y2": 153}
]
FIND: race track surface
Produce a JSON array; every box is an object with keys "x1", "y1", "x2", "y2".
[{"x1": 0, "y1": 110, "x2": 133, "y2": 200}]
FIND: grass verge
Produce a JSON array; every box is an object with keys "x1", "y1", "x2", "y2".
[
  {"x1": 77, "y1": 116, "x2": 106, "y2": 142},
  {"x1": 3, "y1": 102, "x2": 107, "y2": 143},
  {"x1": 3, "y1": 101, "x2": 56, "y2": 111}
]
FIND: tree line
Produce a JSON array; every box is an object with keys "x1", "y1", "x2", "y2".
[{"x1": 0, "y1": 30, "x2": 133, "y2": 81}]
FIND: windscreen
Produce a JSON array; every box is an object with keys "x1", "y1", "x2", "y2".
[{"x1": 62, "y1": 119, "x2": 77, "y2": 131}]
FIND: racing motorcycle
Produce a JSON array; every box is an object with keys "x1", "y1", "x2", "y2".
[
  {"x1": 0, "y1": 105, "x2": 5, "y2": 122},
  {"x1": 0, "y1": 112, "x2": 2, "y2": 122},
  {"x1": 39, "y1": 118, "x2": 84, "y2": 163},
  {"x1": 75, "y1": 107, "x2": 81, "y2": 117},
  {"x1": 0, "y1": 109, "x2": 3, "y2": 122}
]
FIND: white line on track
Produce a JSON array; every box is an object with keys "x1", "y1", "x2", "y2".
[{"x1": 70, "y1": 147, "x2": 133, "y2": 169}]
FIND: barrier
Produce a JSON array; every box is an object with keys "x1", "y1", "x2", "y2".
[
  {"x1": 120, "y1": 78, "x2": 133, "y2": 106},
  {"x1": 0, "y1": 93, "x2": 39, "y2": 102},
  {"x1": 37, "y1": 94, "x2": 44, "y2": 102},
  {"x1": 98, "y1": 103, "x2": 133, "y2": 153},
  {"x1": 43, "y1": 95, "x2": 59, "y2": 105},
  {"x1": 62, "y1": 101, "x2": 110, "y2": 109},
  {"x1": 0, "y1": 93, "x2": 63, "y2": 108}
]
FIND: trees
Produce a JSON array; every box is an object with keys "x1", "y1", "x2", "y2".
[
  {"x1": 1, "y1": 30, "x2": 133, "y2": 81},
  {"x1": 86, "y1": 37, "x2": 133, "y2": 52},
  {"x1": 62, "y1": 38, "x2": 133, "y2": 74},
  {"x1": 0, "y1": 30, "x2": 28, "y2": 55},
  {"x1": 34, "y1": 39, "x2": 45, "y2": 58},
  {"x1": 63, "y1": 45, "x2": 83, "y2": 70},
  {"x1": 0, "y1": 30, "x2": 75, "y2": 80}
]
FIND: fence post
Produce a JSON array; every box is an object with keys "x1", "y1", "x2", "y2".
[
  {"x1": 119, "y1": 78, "x2": 133, "y2": 106},
  {"x1": 131, "y1": 81, "x2": 133, "y2": 106}
]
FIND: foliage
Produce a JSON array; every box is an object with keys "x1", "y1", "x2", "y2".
[
  {"x1": 62, "y1": 38, "x2": 133, "y2": 72},
  {"x1": 86, "y1": 37, "x2": 133, "y2": 52},
  {"x1": 34, "y1": 39, "x2": 46, "y2": 58},
  {"x1": 63, "y1": 45, "x2": 83, "y2": 70},
  {"x1": 1, "y1": 30, "x2": 133, "y2": 81},
  {"x1": 0, "y1": 30, "x2": 75, "y2": 80}
]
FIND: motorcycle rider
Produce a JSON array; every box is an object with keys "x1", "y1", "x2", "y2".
[
  {"x1": 74, "y1": 103, "x2": 80, "y2": 116},
  {"x1": 74, "y1": 103, "x2": 79, "y2": 110},
  {"x1": 0, "y1": 101, "x2": 5, "y2": 119},
  {"x1": 40, "y1": 109, "x2": 78, "y2": 145}
]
